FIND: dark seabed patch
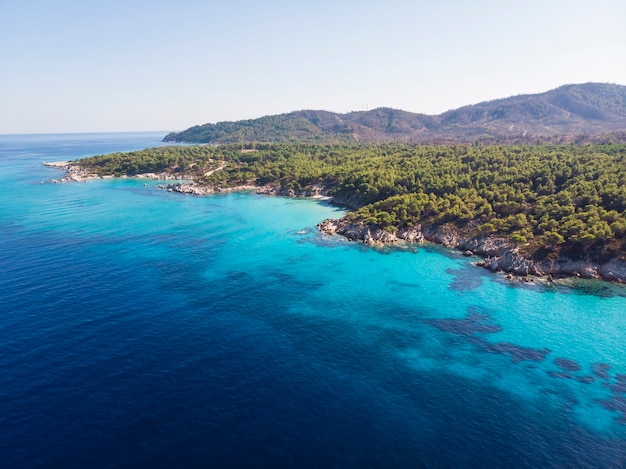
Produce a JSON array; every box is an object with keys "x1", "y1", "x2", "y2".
[
  {"x1": 387, "y1": 280, "x2": 421, "y2": 291},
  {"x1": 472, "y1": 337, "x2": 550, "y2": 363},
  {"x1": 423, "y1": 307, "x2": 551, "y2": 363},
  {"x1": 446, "y1": 265, "x2": 484, "y2": 292},
  {"x1": 266, "y1": 269, "x2": 325, "y2": 290},
  {"x1": 226, "y1": 271, "x2": 254, "y2": 283},
  {"x1": 576, "y1": 376, "x2": 595, "y2": 384},
  {"x1": 593, "y1": 363, "x2": 612, "y2": 380},
  {"x1": 597, "y1": 374, "x2": 626, "y2": 424},
  {"x1": 546, "y1": 360, "x2": 594, "y2": 383},
  {"x1": 554, "y1": 357, "x2": 582, "y2": 372},
  {"x1": 541, "y1": 278, "x2": 626, "y2": 298},
  {"x1": 422, "y1": 309, "x2": 502, "y2": 337},
  {"x1": 604, "y1": 375, "x2": 626, "y2": 394},
  {"x1": 598, "y1": 396, "x2": 626, "y2": 424}
]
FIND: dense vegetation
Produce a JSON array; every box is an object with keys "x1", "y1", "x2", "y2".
[
  {"x1": 77, "y1": 142, "x2": 626, "y2": 258},
  {"x1": 76, "y1": 145, "x2": 224, "y2": 177},
  {"x1": 163, "y1": 111, "x2": 357, "y2": 144},
  {"x1": 163, "y1": 83, "x2": 626, "y2": 145}
]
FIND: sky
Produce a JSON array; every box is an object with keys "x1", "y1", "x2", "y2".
[{"x1": 1, "y1": 0, "x2": 625, "y2": 134}]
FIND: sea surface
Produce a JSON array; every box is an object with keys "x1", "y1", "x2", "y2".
[{"x1": 1, "y1": 132, "x2": 626, "y2": 467}]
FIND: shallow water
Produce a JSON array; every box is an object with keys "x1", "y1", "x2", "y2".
[{"x1": 1, "y1": 132, "x2": 625, "y2": 467}]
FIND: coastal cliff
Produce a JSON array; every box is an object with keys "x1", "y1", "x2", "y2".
[{"x1": 317, "y1": 218, "x2": 626, "y2": 283}]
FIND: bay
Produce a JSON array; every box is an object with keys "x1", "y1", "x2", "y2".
[{"x1": 1, "y1": 132, "x2": 625, "y2": 467}]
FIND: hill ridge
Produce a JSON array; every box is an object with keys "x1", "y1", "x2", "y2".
[{"x1": 164, "y1": 83, "x2": 626, "y2": 144}]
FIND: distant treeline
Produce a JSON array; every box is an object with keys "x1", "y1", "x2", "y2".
[{"x1": 77, "y1": 142, "x2": 626, "y2": 257}]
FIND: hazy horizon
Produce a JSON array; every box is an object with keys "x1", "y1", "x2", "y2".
[
  {"x1": 2, "y1": 0, "x2": 625, "y2": 134},
  {"x1": 2, "y1": 80, "x2": 623, "y2": 136}
]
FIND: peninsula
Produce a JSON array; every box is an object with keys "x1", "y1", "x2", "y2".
[{"x1": 48, "y1": 140, "x2": 626, "y2": 283}]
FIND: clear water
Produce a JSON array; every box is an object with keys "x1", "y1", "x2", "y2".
[{"x1": 1, "y1": 132, "x2": 626, "y2": 467}]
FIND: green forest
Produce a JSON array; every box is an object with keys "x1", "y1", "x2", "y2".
[{"x1": 76, "y1": 142, "x2": 626, "y2": 258}]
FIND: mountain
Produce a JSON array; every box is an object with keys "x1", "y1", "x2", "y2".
[{"x1": 163, "y1": 83, "x2": 626, "y2": 144}]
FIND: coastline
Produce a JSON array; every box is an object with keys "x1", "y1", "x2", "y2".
[
  {"x1": 45, "y1": 161, "x2": 626, "y2": 284},
  {"x1": 43, "y1": 161, "x2": 194, "y2": 183},
  {"x1": 317, "y1": 218, "x2": 626, "y2": 284},
  {"x1": 159, "y1": 181, "x2": 333, "y2": 198}
]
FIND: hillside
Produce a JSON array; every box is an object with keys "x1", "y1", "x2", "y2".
[{"x1": 163, "y1": 83, "x2": 626, "y2": 144}]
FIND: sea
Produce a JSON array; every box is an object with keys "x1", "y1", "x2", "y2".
[{"x1": 1, "y1": 132, "x2": 626, "y2": 468}]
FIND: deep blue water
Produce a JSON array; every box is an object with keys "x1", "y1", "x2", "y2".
[{"x1": 1, "y1": 132, "x2": 626, "y2": 467}]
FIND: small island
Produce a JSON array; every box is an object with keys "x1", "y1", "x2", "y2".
[{"x1": 47, "y1": 141, "x2": 626, "y2": 283}]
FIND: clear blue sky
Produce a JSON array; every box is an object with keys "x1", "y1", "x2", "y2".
[{"x1": 1, "y1": 0, "x2": 625, "y2": 133}]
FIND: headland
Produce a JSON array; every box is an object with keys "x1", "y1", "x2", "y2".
[{"x1": 44, "y1": 141, "x2": 626, "y2": 284}]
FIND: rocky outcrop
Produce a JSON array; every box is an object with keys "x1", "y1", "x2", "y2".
[
  {"x1": 160, "y1": 182, "x2": 262, "y2": 195},
  {"x1": 477, "y1": 253, "x2": 626, "y2": 282},
  {"x1": 318, "y1": 217, "x2": 626, "y2": 283},
  {"x1": 318, "y1": 218, "x2": 510, "y2": 252},
  {"x1": 43, "y1": 162, "x2": 99, "y2": 182},
  {"x1": 160, "y1": 183, "x2": 331, "y2": 197},
  {"x1": 255, "y1": 184, "x2": 331, "y2": 198},
  {"x1": 43, "y1": 162, "x2": 193, "y2": 183},
  {"x1": 318, "y1": 219, "x2": 398, "y2": 245}
]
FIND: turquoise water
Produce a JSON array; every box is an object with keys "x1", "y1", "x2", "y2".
[{"x1": 1, "y1": 132, "x2": 626, "y2": 467}]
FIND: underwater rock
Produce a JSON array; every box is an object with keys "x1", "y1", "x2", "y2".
[
  {"x1": 593, "y1": 363, "x2": 611, "y2": 380},
  {"x1": 576, "y1": 376, "x2": 595, "y2": 384},
  {"x1": 423, "y1": 314, "x2": 502, "y2": 337},
  {"x1": 424, "y1": 308, "x2": 549, "y2": 363},
  {"x1": 480, "y1": 340, "x2": 550, "y2": 363},
  {"x1": 605, "y1": 380, "x2": 626, "y2": 394},
  {"x1": 554, "y1": 357, "x2": 582, "y2": 372},
  {"x1": 598, "y1": 395, "x2": 626, "y2": 424},
  {"x1": 446, "y1": 267, "x2": 484, "y2": 292}
]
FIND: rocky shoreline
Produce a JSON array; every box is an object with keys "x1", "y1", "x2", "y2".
[
  {"x1": 43, "y1": 162, "x2": 193, "y2": 183},
  {"x1": 158, "y1": 181, "x2": 333, "y2": 198},
  {"x1": 317, "y1": 218, "x2": 626, "y2": 283},
  {"x1": 43, "y1": 161, "x2": 100, "y2": 183}
]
